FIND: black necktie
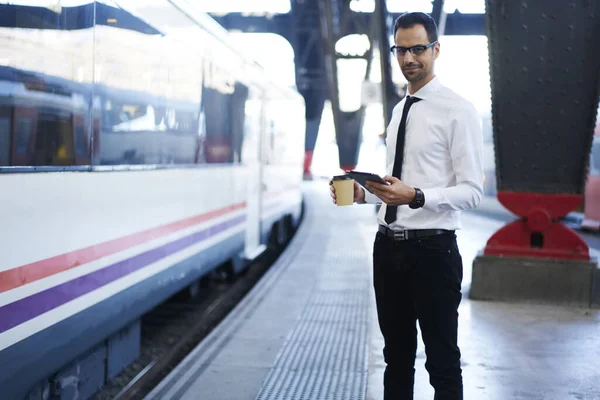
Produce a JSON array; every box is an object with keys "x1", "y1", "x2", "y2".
[{"x1": 384, "y1": 95, "x2": 422, "y2": 225}]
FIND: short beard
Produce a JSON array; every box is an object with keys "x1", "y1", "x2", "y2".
[{"x1": 403, "y1": 68, "x2": 429, "y2": 83}]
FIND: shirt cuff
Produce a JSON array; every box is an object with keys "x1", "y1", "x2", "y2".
[
  {"x1": 362, "y1": 188, "x2": 381, "y2": 204},
  {"x1": 422, "y1": 188, "x2": 442, "y2": 212}
]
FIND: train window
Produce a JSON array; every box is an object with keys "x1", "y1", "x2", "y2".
[
  {"x1": 94, "y1": 0, "x2": 206, "y2": 166},
  {"x1": 202, "y1": 79, "x2": 249, "y2": 164},
  {"x1": 103, "y1": 101, "x2": 150, "y2": 131},
  {"x1": 1, "y1": 1, "x2": 94, "y2": 168},
  {"x1": 98, "y1": 97, "x2": 200, "y2": 165}
]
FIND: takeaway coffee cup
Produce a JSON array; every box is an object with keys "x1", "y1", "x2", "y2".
[{"x1": 332, "y1": 175, "x2": 354, "y2": 206}]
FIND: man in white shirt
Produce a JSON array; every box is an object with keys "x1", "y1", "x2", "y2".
[{"x1": 330, "y1": 12, "x2": 483, "y2": 400}]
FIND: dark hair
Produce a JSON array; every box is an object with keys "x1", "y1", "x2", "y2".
[{"x1": 393, "y1": 12, "x2": 438, "y2": 43}]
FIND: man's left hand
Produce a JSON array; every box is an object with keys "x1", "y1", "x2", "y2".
[{"x1": 364, "y1": 176, "x2": 416, "y2": 206}]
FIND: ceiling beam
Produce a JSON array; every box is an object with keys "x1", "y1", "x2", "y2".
[{"x1": 209, "y1": 11, "x2": 485, "y2": 41}]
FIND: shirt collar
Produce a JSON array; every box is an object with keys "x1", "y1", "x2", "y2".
[{"x1": 406, "y1": 75, "x2": 441, "y2": 101}]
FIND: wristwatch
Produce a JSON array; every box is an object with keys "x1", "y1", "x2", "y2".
[{"x1": 409, "y1": 188, "x2": 425, "y2": 209}]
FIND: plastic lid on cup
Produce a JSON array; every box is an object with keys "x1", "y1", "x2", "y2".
[{"x1": 332, "y1": 174, "x2": 352, "y2": 181}]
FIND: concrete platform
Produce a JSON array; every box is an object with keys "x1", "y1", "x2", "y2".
[
  {"x1": 146, "y1": 182, "x2": 600, "y2": 400},
  {"x1": 146, "y1": 181, "x2": 375, "y2": 400}
]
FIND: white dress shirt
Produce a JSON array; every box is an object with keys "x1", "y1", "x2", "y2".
[{"x1": 363, "y1": 76, "x2": 484, "y2": 231}]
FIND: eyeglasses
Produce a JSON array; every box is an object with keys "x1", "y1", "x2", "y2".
[{"x1": 390, "y1": 41, "x2": 438, "y2": 56}]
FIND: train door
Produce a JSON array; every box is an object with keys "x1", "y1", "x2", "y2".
[{"x1": 242, "y1": 87, "x2": 265, "y2": 260}]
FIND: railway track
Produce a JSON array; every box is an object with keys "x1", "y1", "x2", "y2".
[{"x1": 89, "y1": 244, "x2": 285, "y2": 400}]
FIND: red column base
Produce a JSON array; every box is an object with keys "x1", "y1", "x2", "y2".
[
  {"x1": 303, "y1": 151, "x2": 313, "y2": 175},
  {"x1": 484, "y1": 219, "x2": 589, "y2": 260},
  {"x1": 483, "y1": 191, "x2": 590, "y2": 261}
]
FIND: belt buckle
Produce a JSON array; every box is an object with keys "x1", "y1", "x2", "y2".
[{"x1": 393, "y1": 229, "x2": 407, "y2": 240}]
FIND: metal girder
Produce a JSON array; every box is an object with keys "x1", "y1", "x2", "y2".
[
  {"x1": 374, "y1": 0, "x2": 401, "y2": 128},
  {"x1": 210, "y1": 2, "x2": 478, "y2": 172},
  {"x1": 487, "y1": 1, "x2": 600, "y2": 195},
  {"x1": 431, "y1": 0, "x2": 447, "y2": 35},
  {"x1": 291, "y1": 1, "x2": 325, "y2": 95},
  {"x1": 482, "y1": 0, "x2": 600, "y2": 261},
  {"x1": 290, "y1": 0, "x2": 327, "y2": 175},
  {"x1": 209, "y1": 11, "x2": 484, "y2": 40},
  {"x1": 317, "y1": 0, "x2": 373, "y2": 170},
  {"x1": 208, "y1": 13, "x2": 292, "y2": 38}
]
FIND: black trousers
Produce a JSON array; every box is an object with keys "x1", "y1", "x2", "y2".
[{"x1": 373, "y1": 230, "x2": 463, "y2": 400}]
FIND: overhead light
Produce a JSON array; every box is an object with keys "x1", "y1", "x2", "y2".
[
  {"x1": 45, "y1": 3, "x2": 62, "y2": 13},
  {"x1": 350, "y1": 0, "x2": 374, "y2": 13},
  {"x1": 107, "y1": 18, "x2": 118, "y2": 23},
  {"x1": 336, "y1": 34, "x2": 371, "y2": 57}
]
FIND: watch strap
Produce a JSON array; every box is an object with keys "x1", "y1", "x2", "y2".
[{"x1": 409, "y1": 188, "x2": 425, "y2": 209}]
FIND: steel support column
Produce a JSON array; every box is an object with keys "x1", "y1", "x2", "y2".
[
  {"x1": 374, "y1": 0, "x2": 401, "y2": 127},
  {"x1": 290, "y1": 0, "x2": 327, "y2": 176},
  {"x1": 471, "y1": 0, "x2": 600, "y2": 306},
  {"x1": 431, "y1": 0, "x2": 447, "y2": 36},
  {"x1": 317, "y1": 0, "x2": 366, "y2": 170},
  {"x1": 484, "y1": 0, "x2": 600, "y2": 261}
]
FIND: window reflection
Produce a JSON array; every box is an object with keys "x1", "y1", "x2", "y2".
[
  {"x1": 94, "y1": 0, "x2": 206, "y2": 165},
  {"x1": 0, "y1": 1, "x2": 94, "y2": 167},
  {"x1": 0, "y1": 0, "x2": 295, "y2": 168},
  {"x1": 202, "y1": 80, "x2": 249, "y2": 164},
  {"x1": 0, "y1": 70, "x2": 93, "y2": 167},
  {"x1": 97, "y1": 85, "x2": 202, "y2": 165},
  {"x1": 34, "y1": 111, "x2": 76, "y2": 165}
]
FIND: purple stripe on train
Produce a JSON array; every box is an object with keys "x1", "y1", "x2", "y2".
[{"x1": 0, "y1": 215, "x2": 246, "y2": 334}]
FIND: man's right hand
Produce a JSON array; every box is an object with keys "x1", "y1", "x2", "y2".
[{"x1": 329, "y1": 180, "x2": 365, "y2": 204}]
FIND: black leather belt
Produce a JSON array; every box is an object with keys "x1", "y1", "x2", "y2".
[{"x1": 378, "y1": 225, "x2": 453, "y2": 241}]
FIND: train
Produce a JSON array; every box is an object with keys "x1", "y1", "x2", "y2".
[{"x1": 0, "y1": 2, "x2": 305, "y2": 399}]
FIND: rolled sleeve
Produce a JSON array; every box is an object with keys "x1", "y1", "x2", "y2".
[{"x1": 422, "y1": 103, "x2": 484, "y2": 212}]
